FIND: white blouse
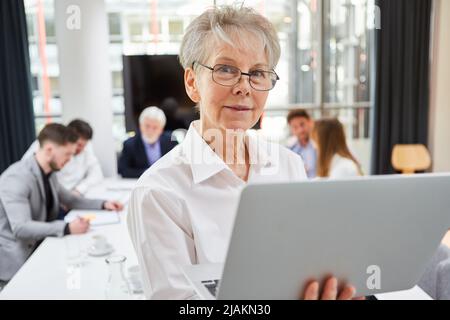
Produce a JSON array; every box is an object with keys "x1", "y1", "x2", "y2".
[
  {"x1": 329, "y1": 154, "x2": 361, "y2": 179},
  {"x1": 127, "y1": 121, "x2": 307, "y2": 299}
]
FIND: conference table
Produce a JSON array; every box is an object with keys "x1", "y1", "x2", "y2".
[
  {"x1": 0, "y1": 178, "x2": 438, "y2": 300},
  {"x1": 0, "y1": 178, "x2": 140, "y2": 300}
]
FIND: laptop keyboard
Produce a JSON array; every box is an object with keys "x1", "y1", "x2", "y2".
[{"x1": 201, "y1": 280, "x2": 220, "y2": 297}]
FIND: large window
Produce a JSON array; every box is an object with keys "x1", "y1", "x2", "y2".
[
  {"x1": 24, "y1": 0, "x2": 62, "y2": 133},
  {"x1": 260, "y1": 0, "x2": 375, "y2": 173},
  {"x1": 24, "y1": 0, "x2": 375, "y2": 171},
  {"x1": 104, "y1": 0, "x2": 213, "y2": 150}
]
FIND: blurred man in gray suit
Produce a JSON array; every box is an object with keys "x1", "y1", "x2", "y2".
[{"x1": 0, "y1": 123, "x2": 123, "y2": 285}]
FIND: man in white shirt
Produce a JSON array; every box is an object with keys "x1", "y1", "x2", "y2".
[{"x1": 23, "y1": 119, "x2": 104, "y2": 196}]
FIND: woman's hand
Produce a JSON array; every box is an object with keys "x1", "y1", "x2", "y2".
[{"x1": 302, "y1": 277, "x2": 365, "y2": 300}]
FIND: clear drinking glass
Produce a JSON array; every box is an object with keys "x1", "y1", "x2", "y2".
[
  {"x1": 104, "y1": 255, "x2": 132, "y2": 300},
  {"x1": 65, "y1": 235, "x2": 81, "y2": 266},
  {"x1": 127, "y1": 265, "x2": 145, "y2": 299}
]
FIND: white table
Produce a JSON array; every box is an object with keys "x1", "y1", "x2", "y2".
[
  {"x1": 0, "y1": 178, "x2": 433, "y2": 300},
  {"x1": 376, "y1": 286, "x2": 432, "y2": 300}
]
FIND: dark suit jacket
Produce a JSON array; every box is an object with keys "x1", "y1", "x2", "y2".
[{"x1": 118, "y1": 132, "x2": 178, "y2": 178}]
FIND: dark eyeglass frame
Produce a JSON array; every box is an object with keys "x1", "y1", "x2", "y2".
[{"x1": 192, "y1": 61, "x2": 280, "y2": 92}]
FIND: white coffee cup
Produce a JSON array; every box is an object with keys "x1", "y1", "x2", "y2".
[{"x1": 92, "y1": 235, "x2": 109, "y2": 251}]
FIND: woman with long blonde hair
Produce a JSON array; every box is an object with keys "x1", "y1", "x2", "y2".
[{"x1": 313, "y1": 118, "x2": 363, "y2": 178}]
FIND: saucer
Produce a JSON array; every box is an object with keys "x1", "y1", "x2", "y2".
[{"x1": 87, "y1": 243, "x2": 114, "y2": 257}]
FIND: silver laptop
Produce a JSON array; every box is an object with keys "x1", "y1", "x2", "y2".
[{"x1": 183, "y1": 174, "x2": 450, "y2": 300}]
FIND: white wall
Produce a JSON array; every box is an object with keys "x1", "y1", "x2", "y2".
[
  {"x1": 54, "y1": 0, "x2": 117, "y2": 177},
  {"x1": 429, "y1": 0, "x2": 450, "y2": 172}
]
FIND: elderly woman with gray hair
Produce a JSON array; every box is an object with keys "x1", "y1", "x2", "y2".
[
  {"x1": 127, "y1": 5, "x2": 449, "y2": 300},
  {"x1": 125, "y1": 4, "x2": 363, "y2": 300}
]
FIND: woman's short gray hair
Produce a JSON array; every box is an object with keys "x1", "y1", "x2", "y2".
[
  {"x1": 139, "y1": 106, "x2": 167, "y2": 127},
  {"x1": 179, "y1": 5, "x2": 281, "y2": 71}
]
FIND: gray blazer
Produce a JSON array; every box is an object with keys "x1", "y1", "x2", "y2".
[{"x1": 0, "y1": 156, "x2": 104, "y2": 281}]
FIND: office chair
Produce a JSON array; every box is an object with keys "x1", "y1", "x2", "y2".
[{"x1": 391, "y1": 144, "x2": 432, "y2": 174}]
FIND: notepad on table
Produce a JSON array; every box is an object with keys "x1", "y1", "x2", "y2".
[{"x1": 64, "y1": 210, "x2": 120, "y2": 226}]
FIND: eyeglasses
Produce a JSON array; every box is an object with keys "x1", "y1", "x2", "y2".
[{"x1": 192, "y1": 61, "x2": 280, "y2": 92}]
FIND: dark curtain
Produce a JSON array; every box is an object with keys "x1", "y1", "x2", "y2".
[
  {"x1": 372, "y1": 0, "x2": 433, "y2": 175},
  {"x1": 0, "y1": 0, "x2": 35, "y2": 174}
]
